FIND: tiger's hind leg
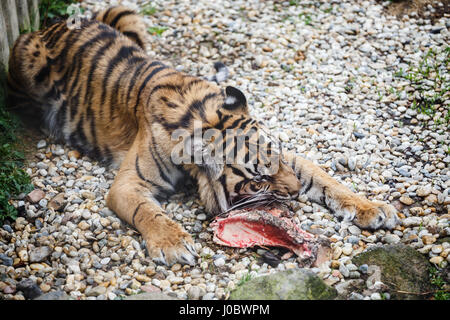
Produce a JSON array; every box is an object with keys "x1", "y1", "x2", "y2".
[
  {"x1": 7, "y1": 32, "x2": 50, "y2": 114},
  {"x1": 94, "y1": 6, "x2": 148, "y2": 50},
  {"x1": 7, "y1": 28, "x2": 65, "y2": 139},
  {"x1": 285, "y1": 152, "x2": 399, "y2": 230},
  {"x1": 107, "y1": 129, "x2": 198, "y2": 266}
]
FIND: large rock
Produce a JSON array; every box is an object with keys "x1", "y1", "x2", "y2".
[
  {"x1": 17, "y1": 279, "x2": 42, "y2": 300},
  {"x1": 34, "y1": 291, "x2": 70, "y2": 300},
  {"x1": 229, "y1": 269, "x2": 337, "y2": 300},
  {"x1": 352, "y1": 244, "x2": 433, "y2": 300},
  {"x1": 29, "y1": 246, "x2": 51, "y2": 263}
]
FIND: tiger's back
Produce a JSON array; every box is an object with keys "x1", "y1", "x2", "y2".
[{"x1": 7, "y1": 7, "x2": 182, "y2": 166}]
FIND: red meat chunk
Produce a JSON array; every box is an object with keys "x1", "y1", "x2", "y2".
[{"x1": 211, "y1": 207, "x2": 331, "y2": 266}]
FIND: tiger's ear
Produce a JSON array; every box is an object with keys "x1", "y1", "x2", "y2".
[{"x1": 222, "y1": 86, "x2": 248, "y2": 114}]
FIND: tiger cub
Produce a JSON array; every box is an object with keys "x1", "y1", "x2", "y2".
[{"x1": 7, "y1": 6, "x2": 399, "y2": 266}]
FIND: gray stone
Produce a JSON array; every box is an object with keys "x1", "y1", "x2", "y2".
[
  {"x1": 0, "y1": 253, "x2": 13, "y2": 266},
  {"x1": 335, "y1": 279, "x2": 365, "y2": 298},
  {"x1": 123, "y1": 292, "x2": 179, "y2": 300},
  {"x1": 85, "y1": 286, "x2": 107, "y2": 297},
  {"x1": 2, "y1": 224, "x2": 13, "y2": 233},
  {"x1": 17, "y1": 279, "x2": 42, "y2": 300},
  {"x1": 34, "y1": 291, "x2": 70, "y2": 300},
  {"x1": 229, "y1": 269, "x2": 337, "y2": 300},
  {"x1": 29, "y1": 246, "x2": 51, "y2": 263}
]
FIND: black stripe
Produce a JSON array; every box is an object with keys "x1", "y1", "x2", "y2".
[
  {"x1": 65, "y1": 30, "x2": 117, "y2": 94},
  {"x1": 211, "y1": 187, "x2": 222, "y2": 214},
  {"x1": 230, "y1": 166, "x2": 251, "y2": 180},
  {"x1": 135, "y1": 156, "x2": 172, "y2": 195},
  {"x1": 187, "y1": 100, "x2": 206, "y2": 121},
  {"x1": 202, "y1": 92, "x2": 219, "y2": 105},
  {"x1": 46, "y1": 23, "x2": 68, "y2": 49},
  {"x1": 157, "y1": 71, "x2": 179, "y2": 79},
  {"x1": 234, "y1": 177, "x2": 249, "y2": 194},
  {"x1": 227, "y1": 116, "x2": 245, "y2": 130},
  {"x1": 133, "y1": 66, "x2": 168, "y2": 114},
  {"x1": 34, "y1": 64, "x2": 50, "y2": 83},
  {"x1": 215, "y1": 113, "x2": 232, "y2": 130},
  {"x1": 132, "y1": 202, "x2": 146, "y2": 227},
  {"x1": 183, "y1": 79, "x2": 202, "y2": 93},
  {"x1": 68, "y1": 117, "x2": 90, "y2": 155},
  {"x1": 125, "y1": 61, "x2": 155, "y2": 104},
  {"x1": 69, "y1": 83, "x2": 82, "y2": 120},
  {"x1": 144, "y1": 84, "x2": 182, "y2": 114},
  {"x1": 110, "y1": 57, "x2": 146, "y2": 119},
  {"x1": 244, "y1": 135, "x2": 250, "y2": 164},
  {"x1": 161, "y1": 97, "x2": 179, "y2": 109},
  {"x1": 81, "y1": 37, "x2": 116, "y2": 127},
  {"x1": 219, "y1": 175, "x2": 230, "y2": 205},
  {"x1": 303, "y1": 177, "x2": 313, "y2": 194},
  {"x1": 149, "y1": 134, "x2": 173, "y2": 186},
  {"x1": 55, "y1": 21, "x2": 108, "y2": 74},
  {"x1": 102, "y1": 7, "x2": 114, "y2": 22},
  {"x1": 238, "y1": 118, "x2": 253, "y2": 131},
  {"x1": 122, "y1": 31, "x2": 144, "y2": 48},
  {"x1": 110, "y1": 10, "x2": 136, "y2": 28},
  {"x1": 320, "y1": 186, "x2": 327, "y2": 205},
  {"x1": 42, "y1": 23, "x2": 61, "y2": 41},
  {"x1": 100, "y1": 45, "x2": 140, "y2": 106}
]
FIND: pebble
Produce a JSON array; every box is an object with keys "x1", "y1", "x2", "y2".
[
  {"x1": 342, "y1": 245, "x2": 353, "y2": 256},
  {"x1": 213, "y1": 257, "x2": 225, "y2": 267},
  {"x1": 348, "y1": 226, "x2": 361, "y2": 236},
  {"x1": 29, "y1": 246, "x2": 51, "y2": 263},
  {"x1": 358, "y1": 264, "x2": 368, "y2": 274},
  {"x1": 36, "y1": 140, "x2": 47, "y2": 149},
  {"x1": 187, "y1": 286, "x2": 204, "y2": 300},
  {"x1": 370, "y1": 293, "x2": 382, "y2": 300},
  {"x1": 383, "y1": 234, "x2": 400, "y2": 244},
  {"x1": 416, "y1": 186, "x2": 432, "y2": 197},
  {"x1": 26, "y1": 189, "x2": 45, "y2": 204},
  {"x1": 399, "y1": 196, "x2": 415, "y2": 205},
  {"x1": 339, "y1": 264, "x2": 350, "y2": 278},
  {"x1": 429, "y1": 256, "x2": 444, "y2": 265},
  {"x1": 402, "y1": 217, "x2": 422, "y2": 227}
]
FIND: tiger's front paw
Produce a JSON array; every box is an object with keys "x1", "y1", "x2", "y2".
[
  {"x1": 337, "y1": 199, "x2": 400, "y2": 230},
  {"x1": 143, "y1": 220, "x2": 199, "y2": 266}
]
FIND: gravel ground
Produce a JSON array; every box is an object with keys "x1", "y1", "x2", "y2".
[{"x1": 0, "y1": 0, "x2": 449, "y2": 300}]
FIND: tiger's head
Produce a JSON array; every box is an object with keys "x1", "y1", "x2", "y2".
[{"x1": 189, "y1": 86, "x2": 301, "y2": 216}]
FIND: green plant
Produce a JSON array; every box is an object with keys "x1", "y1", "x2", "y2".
[
  {"x1": 39, "y1": 0, "x2": 81, "y2": 29},
  {"x1": 148, "y1": 26, "x2": 168, "y2": 37},
  {"x1": 298, "y1": 13, "x2": 313, "y2": 26},
  {"x1": 237, "y1": 271, "x2": 253, "y2": 287},
  {"x1": 395, "y1": 47, "x2": 449, "y2": 126},
  {"x1": 429, "y1": 266, "x2": 450, "y2": 300},
  {"x1": 141, "y1": 4, "x2": 157, "y2": 16},
  {"x1": 0, "y1": 83, "x2": 33, "y2": 225}
]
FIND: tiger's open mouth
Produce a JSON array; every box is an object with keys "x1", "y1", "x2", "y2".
[{"x1": 220, "y1": 191, "x2": 293, "y2": 217}]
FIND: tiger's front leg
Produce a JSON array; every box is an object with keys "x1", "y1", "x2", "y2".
[
  {"x1": 107, "y1": 130, "x2": 198, "y2": 266},
  {"x1": 284, "y1": 152, "x2": 399, "y2": 230}
]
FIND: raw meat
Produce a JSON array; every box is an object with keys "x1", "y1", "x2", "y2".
[{"x1": 211, "y1": 207, "x2": 330, "y2": 267}]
